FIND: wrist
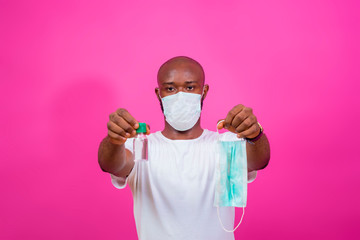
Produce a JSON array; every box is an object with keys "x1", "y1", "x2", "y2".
[{"x1": 245, "y1": 122, "x2": 263, "y2": 144}]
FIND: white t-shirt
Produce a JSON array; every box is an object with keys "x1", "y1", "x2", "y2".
[{"x1": 110, "y1": 129, "x2": 257, "y2": 240}]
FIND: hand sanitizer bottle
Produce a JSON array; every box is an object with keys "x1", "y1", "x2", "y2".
[{"x1": 133, "y1": 122, "x2": 148, "y2": 161}]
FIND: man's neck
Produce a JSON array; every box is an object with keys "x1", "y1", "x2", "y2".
[{"x1": 161, "y1": 119, "x2": 203, "y2": 140}]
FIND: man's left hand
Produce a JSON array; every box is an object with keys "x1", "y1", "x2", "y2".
[{"x1": 217, "y1": 104, "x2": 261, "y2": 139}]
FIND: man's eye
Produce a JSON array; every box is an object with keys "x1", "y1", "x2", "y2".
[
  {"x1": 187, "y1": 86, "x2": 194, "y2": 90},
  {"x1": 167, "y1": 87, "x2": 175, "y2": 91}
]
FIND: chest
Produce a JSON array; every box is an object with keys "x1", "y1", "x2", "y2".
[{"x1": 146, "y1": 140, "x2": 218, "y2": 190}]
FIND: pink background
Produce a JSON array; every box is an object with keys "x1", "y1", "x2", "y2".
[{"x1": 1, "y1": 0, "x2": 359, "y2": 239}]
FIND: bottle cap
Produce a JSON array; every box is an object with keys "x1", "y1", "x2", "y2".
[{"x1": 136, "y1": 122, "x2": 147, "y2": 133}]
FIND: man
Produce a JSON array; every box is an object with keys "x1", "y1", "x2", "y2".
[{"x1": 98, "y1": 56, "x2": 270, "y2": 240}]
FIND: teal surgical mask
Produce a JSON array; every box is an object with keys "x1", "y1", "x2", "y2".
[{"x1": 214, "y1": 120, "x2": 248, "y2": 232}]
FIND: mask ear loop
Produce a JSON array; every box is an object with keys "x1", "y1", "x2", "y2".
[
  {"x1": 200, "y1": 86, "x2": 206, "y2": 101},
  {"x1": 216, "y1": 119, "x2": 223, "y2": 136},
  {"x1": 217, "y1": 206, "x2": 245, "y2": 233},
  {"x1": 216, "y1": 120, "x2": 245, "y2": 233}
]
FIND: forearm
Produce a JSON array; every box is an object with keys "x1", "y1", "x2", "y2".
[
  {"x1": 246, "y1": 133, "x2": 270, "y2": 171},
  {"x1": 98, "y1": 136, "x2": 127, "y2": 175}
]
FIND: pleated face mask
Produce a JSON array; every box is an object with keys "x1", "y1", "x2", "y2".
[
  {"x1": 160, "y1": 90, "x2": 203, "y2": 132},
  {"x1": 214, "y1": 120, "x2": 248, "y2": 232}
]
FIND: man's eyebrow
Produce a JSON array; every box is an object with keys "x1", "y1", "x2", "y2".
[
  {"x1": 161, "y1": 81, "x2": 198, "y2": 85},
  {"x1": 162, "y1": 82, "x2": 174, "y2": 85}
]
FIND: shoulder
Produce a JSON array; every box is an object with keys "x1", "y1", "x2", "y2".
[
  {"x1": 147, "y1": 131, "x2": 164, "y2": 142},
  {"x1": 201, "y1": 129, "x2": 218, "y2": 140}
]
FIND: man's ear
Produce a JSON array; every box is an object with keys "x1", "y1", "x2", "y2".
[
  {"x1": 155, "y1": 87, "x2": 161, "y2": 102},
  {"x1": 202, "y1": 84, "x2": 209, "y2": 101}
]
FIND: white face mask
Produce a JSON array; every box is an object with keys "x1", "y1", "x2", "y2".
[{"x1": 160, "y1": 90, "x2": 203, "y2": 131}]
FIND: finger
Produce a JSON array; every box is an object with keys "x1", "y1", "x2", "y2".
[
  {"x1": 237, "y1": 123, "x2": 258, "y2": 138},
  {"x1": 146, "y1": 124, "x2": 151, "y2": 135},
  {"x1": 230, "y1": 109, "x2": 248, "y2": 130},
  {"x1": 107, "y1": 120, "x2": 130, "y2": 138},
  {"x1": 217, "y1": 119, "x2": 225, "y2": 129},
  {"x1": 235, "y1": 115, "x2": 257, "y2": 133},
  {"x1": 224, "y1": 104, "x2": 244, "y2": 129},
  {"x1": 113, "y1": 115, "x2": 136, "y2": 137},
  {"x1": 108, "y1": 129, "x2": 127, "y2": 144},
  {"x1": 110, "y1": 114, "x2": 137, "y2": 136},
  {"x1": 116, "y1": 108, "x2": 139, "y2": 129}
]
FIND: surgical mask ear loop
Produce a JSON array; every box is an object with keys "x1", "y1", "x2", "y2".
[
  {"x1": 201, "y1": 86, "x2": 205, "y2": 99},
  {"x1": 216, "y1": 120, "x2": 245, "y2": 233}
]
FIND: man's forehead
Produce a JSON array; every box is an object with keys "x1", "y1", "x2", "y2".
[{"x1": 157, "y1": 61, "x2": 204, "y2": 85}]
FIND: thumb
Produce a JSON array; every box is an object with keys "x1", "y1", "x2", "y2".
[
  {"x1": 217, "y1": 119, "x2": 225, "y2": 129},
  {"x1": 146, "y1": 124, "x2": 151, "y2": 135}
]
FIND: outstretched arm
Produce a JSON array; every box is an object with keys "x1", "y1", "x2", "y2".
[
  {"x1": 98, "y1": 108, "x2": 149, "y2": 177},
  {"x1": 98, "y1": 136, "x2": 134, "y2": 177},
  {"x1": 245, "y1": 133, "x2": 270, "y2": 171}
]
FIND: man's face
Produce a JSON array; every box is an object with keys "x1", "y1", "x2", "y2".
[{"x1": 155, "y1": 62, "x2": 209, "y2": 112}]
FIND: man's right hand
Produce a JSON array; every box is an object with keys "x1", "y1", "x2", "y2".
[{"x1": 107, "y1": 108, "x2": 139, "y2": 145}]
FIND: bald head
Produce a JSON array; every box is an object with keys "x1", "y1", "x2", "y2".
[
  {"x1": 155, "y1": 56, "x2": 209, "y2": 112},
  {"x1": 157, "y1": 56, "x2": 205, "y2": 85}
]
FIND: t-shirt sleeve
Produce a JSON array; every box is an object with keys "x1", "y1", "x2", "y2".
[
  {"x1": 110, "y1": 173, "x2": 128, "y2": 189},
  {"x1": 109, "y1": 138, "x2": 135, "y2": 189},
  {"x1": 248, "y1": 170, "x2": 257, "y2": 183}
]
